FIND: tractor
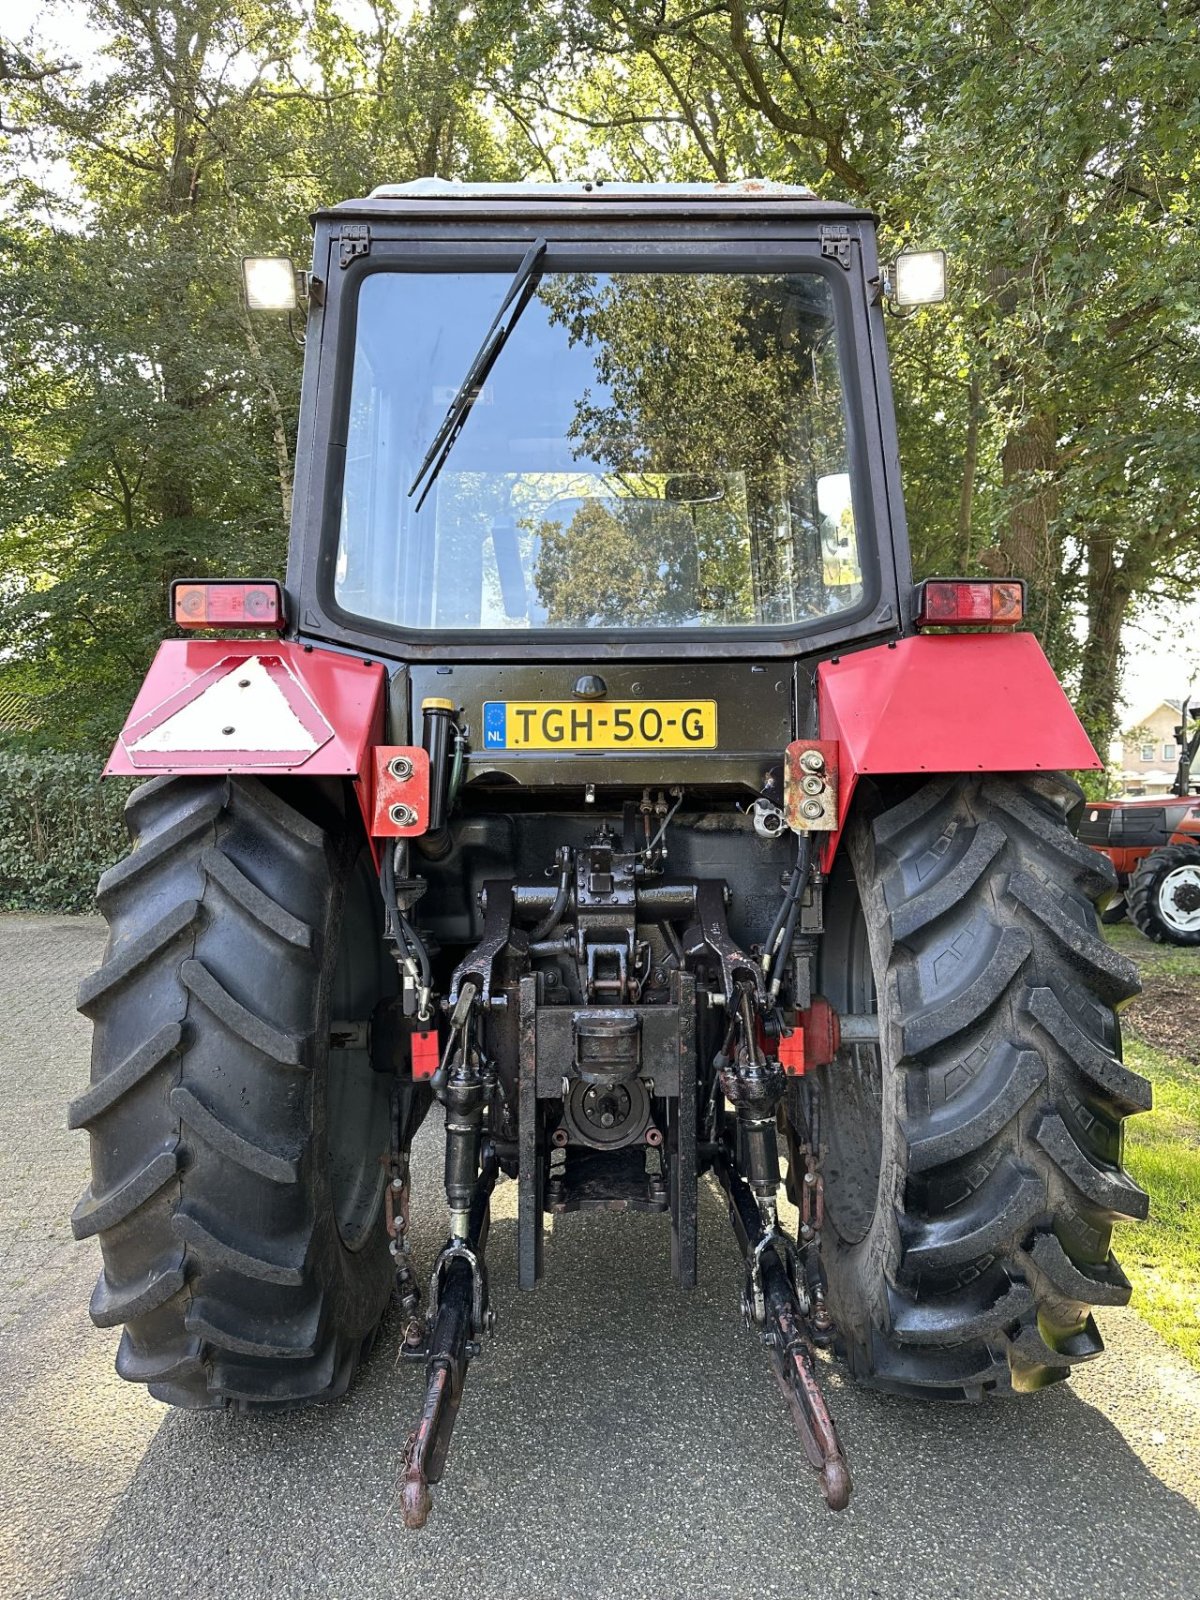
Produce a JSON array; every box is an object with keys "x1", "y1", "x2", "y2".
[
  {"x1": 70, "y1": 180, "x2": 1150, "y2": 1525},
  {"x1": 1079, "y1": 699, "x2": 1200, "y2": 945}
]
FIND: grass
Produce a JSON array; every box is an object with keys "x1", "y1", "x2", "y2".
[
  {"x1": 1121, "y1": 1038, "x2": 1200, "y2": 1366},
  {"x1": 1102, "y1": 923, "x2": 1200, "y2": 1366},
  {"x1": 1105, "y1": 918, "x2": 1200, "y2": 979}
]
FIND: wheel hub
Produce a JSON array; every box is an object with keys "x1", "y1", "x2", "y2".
[
  {"x1": 816, "y1": 852, "x2": 882, "y2": 1247},
  {"x1": 327, "y1": 851, "x2": 394, "y2": 1250},
  {"x1": 1160, "y1": 864, "x2": 1200, "y2": 932}
]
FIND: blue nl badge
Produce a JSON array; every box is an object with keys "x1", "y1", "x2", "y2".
[{"x1": 483, "y1": 702, "x2": 507, "y2": 748}]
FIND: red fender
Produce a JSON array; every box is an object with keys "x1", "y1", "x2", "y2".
[
  {"x1": 105, "y1": 639, "x2": 386, "y2": 778},
  {"x1": 814, "y1": 632, "x2": 1100, "y2": 869},
  {"x1": 104, "y1": 639, "x2": 401, "y2": 844}
]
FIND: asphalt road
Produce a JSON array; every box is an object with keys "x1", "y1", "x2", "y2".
[{"x1": 2, "y1": 912, "x2": 1198, "y2": 1600}]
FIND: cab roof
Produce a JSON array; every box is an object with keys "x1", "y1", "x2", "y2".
[{"x1": 321, "y1": 177, "x2": 872, "y2": 223}]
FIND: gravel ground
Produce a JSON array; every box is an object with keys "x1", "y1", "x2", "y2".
[{"x1": 2, "y1": 912, "x2": 1198, "y2": 1600}]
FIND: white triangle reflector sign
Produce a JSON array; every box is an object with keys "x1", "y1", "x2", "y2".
[{"x1": 130, "y1": 655, "x2": 330, "y2": 756}]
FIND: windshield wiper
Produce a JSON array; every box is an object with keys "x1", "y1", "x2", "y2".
[{"x1": 408, "y1": 236, "x2": 548, "y2": 512}]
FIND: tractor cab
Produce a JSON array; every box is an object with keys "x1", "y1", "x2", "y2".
[{"x1": 290, "y1": 180, "x2": 908, "y2": 667}]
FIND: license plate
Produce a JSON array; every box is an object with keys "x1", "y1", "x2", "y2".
[{"x1": 482, "y1": 700, "x2": 717, "y2": 751}]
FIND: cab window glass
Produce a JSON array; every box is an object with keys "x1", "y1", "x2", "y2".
[{"x1": 335, "y1": 269, "x2": 862, "y2": 631}]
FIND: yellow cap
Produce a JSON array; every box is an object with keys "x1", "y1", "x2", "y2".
[{"x1": 422, "y1": 697, "x2": 456, "y2": 712}]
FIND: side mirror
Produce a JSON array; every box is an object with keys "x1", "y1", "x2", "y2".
[
  {"x1": 883, "y1": 249, "x2": 947, "y2": 309},
  {"x1": 242, "y1": 256, "x2": 300, "y2": 312}
]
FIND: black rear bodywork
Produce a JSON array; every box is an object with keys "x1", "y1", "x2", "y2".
[{"x1": 282, "y1": 180, "x2": 916, "y2": 874}]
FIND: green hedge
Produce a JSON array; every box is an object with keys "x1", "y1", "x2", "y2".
[{"x1": 0, "y1": 753, "x2": 134, "y2": 912}]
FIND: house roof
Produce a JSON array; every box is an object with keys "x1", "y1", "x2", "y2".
[{"x1": 1124, "y1": 697, "x2": 1188, "y2": 731}]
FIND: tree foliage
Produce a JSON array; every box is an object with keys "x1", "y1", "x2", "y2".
[
  {"x1": 1, "y1": 0, "x2": 1197, "y2": 759},
  {"x1": 0, "y1": 0, "x2": 524, "y2": 742},
  {"x1": 513, "y1": 1, "x2": 1200, "y2": 751},
  {"x1": 532, "y1": 269, "x2": 857, "y2": 625}
]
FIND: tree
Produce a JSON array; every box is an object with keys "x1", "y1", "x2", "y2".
[
  {"x1": 3, "y1": 0, "x2": 1197, "y2": 761},
  {"x1": 514, "y1": 0, "x2": 1200, "y2": 753},
  {"x1": 0, "y1": 0, "x2": 528, "y2": 745}
]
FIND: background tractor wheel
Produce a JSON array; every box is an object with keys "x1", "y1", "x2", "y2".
[
  {"x1": 70, "y1": 775, "x2": 415, "y2": 1409},
  {"x1": 813, "y1": 772, "x2": 1150, "y2": 1400},
  {"x1": 1098, "y1": 896, "x2": 1127, "y2": 926},
  {"x1": 1127, "y1": 843, "x2": 1200, "y2": 946}
]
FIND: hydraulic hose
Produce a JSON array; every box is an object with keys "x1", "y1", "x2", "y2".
[
  {"x1": 530, "y1": 847, "x2": 572, "y2": 942},
  {"x1": 768, "y1": 835, "x2": 812, "y2": 1001},
  {"x1": 399, "y1": 912, "x2": 432, "y2": 989},
  {"x1": 763, "y1": 862, "x2": 802, "y2": 975},
  {"x1": 446, "y1": 724, "x2": 466, "y2": 812},
  {"x1": 381, "y1": 844, "x2": 433, "y2": 994}
]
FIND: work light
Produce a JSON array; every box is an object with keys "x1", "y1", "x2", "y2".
[
  {"x1": 242, "y1": 256, "x2": 298, "y2": 312},
  {"x1": 889, "y1": 249, "x2": 947, "y2": 307}
]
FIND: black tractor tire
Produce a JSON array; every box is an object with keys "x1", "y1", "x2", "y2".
[
  {"x1": 70, "y1": 775, "x2": 407, "y2": 1409},
  {"x1": 1127, "y1": 843, "x2": 1200, "y2": 946},
  {"x1": 813, "y1": 772, "x2": 1150, "y2": 1400}
]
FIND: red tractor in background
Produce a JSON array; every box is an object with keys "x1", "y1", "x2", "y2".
[
  {"x1": 1080, "y1": 699, "x2": 1200, "y2": 944},
  {"x1": 70, "y1": 181, "x2": 1149, "y2": 1526}
]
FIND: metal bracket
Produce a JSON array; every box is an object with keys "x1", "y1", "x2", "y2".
[
  {"x1": 340, "y1": 223, "x2": 370, "y2": 267},
  {"x1": 683, "y1": 879, "x2": 765, "y2": 1007},
  {"x1": 428, "y1": 1240, "x2": 491, "y2": 1343},
  {"x1": 820, "y1": 226, "x2": 852, "y2": 269},
  {"x1": 450, "y1": 883, "x2": 522, "y2": 1007},
  {"x1": 784, "y1": 740, "x2": 839, "y2": 832},
  {"x1": 371, "y1": 745, "x2": 431, "y2": 837},
  {"x1": 745, "y1": 1228, "x2": 806, "y2": 1325}
]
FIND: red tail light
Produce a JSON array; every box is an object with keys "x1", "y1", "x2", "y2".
[
  {"x1": 171, "y1": 580, "x2": 285, "y2": 629},
  {"x1": 916, "y1": 578, "x2": 1024, "y2": 628}
]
